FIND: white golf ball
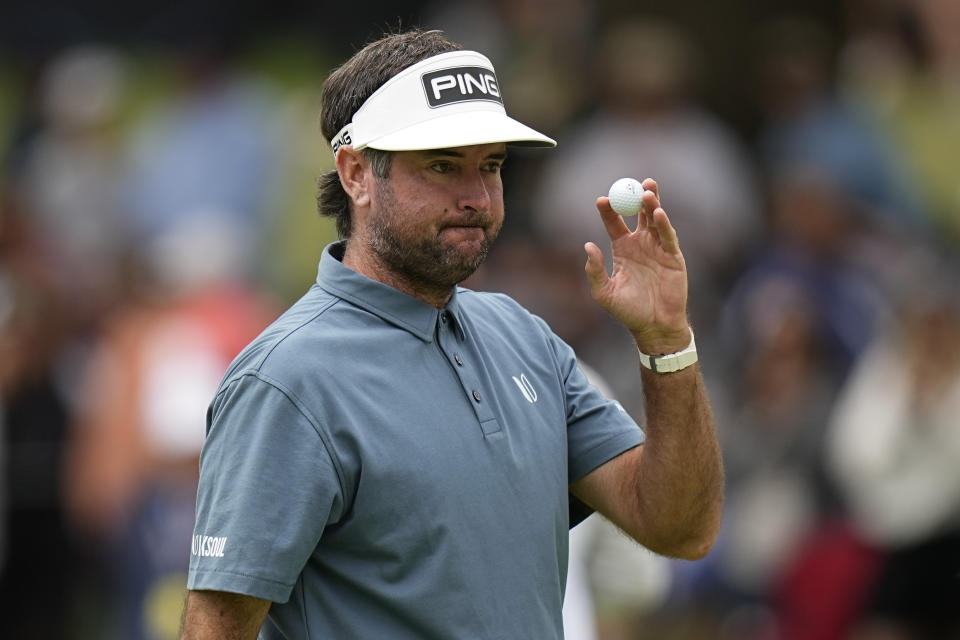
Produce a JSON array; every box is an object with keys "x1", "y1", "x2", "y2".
[{"x1": 607, "y1": 178, "x2": 644, "y2": 216}]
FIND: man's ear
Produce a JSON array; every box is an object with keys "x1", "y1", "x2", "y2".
[{"x1": 335, "y1": 146, "x2": 371, "y2": 208}]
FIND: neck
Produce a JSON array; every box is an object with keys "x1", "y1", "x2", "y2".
[{"x1": 341, "y1": 241, "x2": 454, "y2": 309}]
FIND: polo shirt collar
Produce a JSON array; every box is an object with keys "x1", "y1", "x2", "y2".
[{"x1": 316, "y1": 242, "x2": 465, "y2": 342}]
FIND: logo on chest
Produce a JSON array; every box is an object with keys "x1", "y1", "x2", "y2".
[{"x1": 511, "y1": 373, "x2": 538, "y2": 403}]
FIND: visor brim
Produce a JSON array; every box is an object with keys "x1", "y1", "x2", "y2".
[{"x1": 362, "y1": 111, "x2": 556, "y2": 151}]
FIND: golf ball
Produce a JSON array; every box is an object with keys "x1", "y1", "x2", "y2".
[{"x1": 607, "y1": 178, "x2": 643, "y2": 216}]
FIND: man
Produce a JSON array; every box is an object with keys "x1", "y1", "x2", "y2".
[{"x1": 181, "y1": 29, "x2": 723, "y2": 640}]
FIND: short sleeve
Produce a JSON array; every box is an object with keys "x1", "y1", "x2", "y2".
[
  {"x1": 188, "y1": 373, "x2": 343, "y2": 603},
  {"x1": 542, "y1": 328, "x2": 644, "y2": 483}
]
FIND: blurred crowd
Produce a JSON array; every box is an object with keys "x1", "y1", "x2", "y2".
[{"x1": 1, "y1": 0, "x2": 959, "y2": 639}]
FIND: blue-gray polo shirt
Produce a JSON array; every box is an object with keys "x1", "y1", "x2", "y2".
[{"x1": 188, "y1": 242, "x2": 644, "y2": 639}]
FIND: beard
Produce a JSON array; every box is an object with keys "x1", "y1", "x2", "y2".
[{"x1": 367, "y1": 176, "x2": 502, "y2": 292}]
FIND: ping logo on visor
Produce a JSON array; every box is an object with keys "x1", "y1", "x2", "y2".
[
  {"x1": 330, "y1": 128, "x2": 352, "y2": 155},
  {"x1": 421, "y1": 66, "x2": 503, "y2": 108}
]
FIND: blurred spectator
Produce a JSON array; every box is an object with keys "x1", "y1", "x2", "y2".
[
  {"x1": 6, "y1": 44, "x2": 132, "y2": 324},
  {"x1": 755, "y1": 16, "x2": 927, "y2": 236},
  {"x1": 839, "y1": 0, "x2": 960, "y2": 245},
  {"x1": 721, "y1": 168, "x2": 888, "y2": 381},
  {"x1": 64, "y1": 218, "x2": 276, "y2": 640},
  {"x1": 531, "y1": 18, "x2": 762, "y2": 344},
  {"x1": 826, "y1": 253, "x2": 960, "y2": 640},
  {"x1": 0, "y1": 186, "x2": 80, "y2": 639},
  {"x1": 120, "y1": 45, "x2": 283, "y2": 283},
  {"x1": 715, "y1": 279, "x2": 841, "y2": 600}
]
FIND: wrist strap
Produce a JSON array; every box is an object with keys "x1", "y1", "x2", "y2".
[{"x1": 638, "y1": 330, "x2": 698, "y2": 374}]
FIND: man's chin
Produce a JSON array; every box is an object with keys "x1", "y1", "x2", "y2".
[
  {"x1": 434, "y1": 246, "x2": 489, "y2": 284},
  {"x1": 438, "y1": 258, "x2": 485, "y2": 285}
]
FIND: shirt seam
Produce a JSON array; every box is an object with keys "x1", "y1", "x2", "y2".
[
  {"x1": 570, "y1": 432, "x2": 643, "y2": 483},
  {"x1": 215, "y1": 370, "x2": 349, "y2": 509},
  {"x1": 191, "y1": 566, "x2": 292, "y2": 588},
  {"x1": 255, "y1": 296, "x2": 341, "y2": 370}
]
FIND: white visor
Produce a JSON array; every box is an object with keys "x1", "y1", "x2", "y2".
[{"x1": 329, "y1": 50, "x2": 556, "y2": 157}]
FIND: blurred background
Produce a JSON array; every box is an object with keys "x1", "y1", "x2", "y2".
[{"x1": 1, "y1": 0, "x2": 958, "y2": 638}]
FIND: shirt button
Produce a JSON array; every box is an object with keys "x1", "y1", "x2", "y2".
[
  {"x1": 472, "y1": 390, "x2": 481, "y2": 403},
  {"x1": 440, "y1": 314, "x2": 447, "y2": 324},
  {"x1": 455, "y1": 354, "x2": 463, "y2": 366}
]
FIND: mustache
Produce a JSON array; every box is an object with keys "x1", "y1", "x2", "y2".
[{"x1": 441, "y1": 210, "x2": 493, "y2": 228}]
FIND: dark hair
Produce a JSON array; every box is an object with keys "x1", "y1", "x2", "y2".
[{"x1": 317, "y1": 29, "x2": 462, "y2": 239}]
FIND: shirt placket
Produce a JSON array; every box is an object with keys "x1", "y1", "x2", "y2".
[{"x1": 436, "y1": 309, "x2": 501, "y2": 436}]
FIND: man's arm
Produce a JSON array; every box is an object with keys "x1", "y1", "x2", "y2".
[
  {"x1": 570, "y1": 364, "x2": 722, "y2": 559},
  {"x1": 571, "y1": 179, "x2": 724, "y2": 559},
  {"x1": 180, "y1": 589, "x2": 271, "y2": 640}
]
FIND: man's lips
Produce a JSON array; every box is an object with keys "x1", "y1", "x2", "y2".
[{"x1": 441, "y1": 225, "x2": 485, "y2": 241}]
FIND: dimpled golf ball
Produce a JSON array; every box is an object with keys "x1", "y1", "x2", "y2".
[{"x1": 607, "y1": 178, "x2": 643, "y2": 216}]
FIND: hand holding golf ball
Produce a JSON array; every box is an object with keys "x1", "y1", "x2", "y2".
[
  {"x1": 607, "y1": 177, "x2": 644, "y2": 216},
  {"x1": 587, "y1": 176, "x2": 690, "y2": 352}
]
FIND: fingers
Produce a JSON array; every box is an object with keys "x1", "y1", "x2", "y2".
[
  {"x1": 595, "y1": 197, "x2": 632, "y2": 241},
  {"x1": 641, "y1": 178, "x2": 659, "y2": 200},
  {"x1": 638, "y1": 179, "x2": 680, "y2": 254},
  {"x1": 651, "y1": 207, "x2": 680, "y2": 254},
  {"x1": 583, "y1": 241, "x2": 609, "y2": 293},
  {"x1": 639, "y1": 180, "x2": 660, "y2": 230},
  {"x1": 640, "y1": 191, "x2": 656, "y2": 232}
]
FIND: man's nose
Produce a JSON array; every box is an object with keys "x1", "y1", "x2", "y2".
[{"x1": 457, "y1": 170, "x2": 491, "y2": 213}]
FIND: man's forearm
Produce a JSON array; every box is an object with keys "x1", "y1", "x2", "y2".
[
  {"x1": 634, "y1": 363, "x2": 724, "y2": 559},
  {"x1": 180, "y1": 590, "x2": 271, "y2": 640}
]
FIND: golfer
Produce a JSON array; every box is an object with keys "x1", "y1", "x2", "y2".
[{"x1": 180, "y1": 28, "x2": 723, "y2": 640}]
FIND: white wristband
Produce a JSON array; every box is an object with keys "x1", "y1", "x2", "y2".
[{"x1": 638, "y1": 330, "x2": 698, "y2": 374}]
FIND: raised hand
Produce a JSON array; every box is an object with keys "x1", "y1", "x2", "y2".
[{"x1": 584, "y1": 178, "x2": 691, "y2": 354}]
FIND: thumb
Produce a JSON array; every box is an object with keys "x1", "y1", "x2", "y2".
[{"x1": 583, "y1": 242, "x2": 609, "y2": 295}]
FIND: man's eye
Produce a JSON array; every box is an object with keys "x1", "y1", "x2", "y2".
[
  {"x1": 430, "y1": 162, "x2": 452, "y2": 173},
  {"x1": 483, "y1": 162, "x2": 503, "y2": 173}
]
